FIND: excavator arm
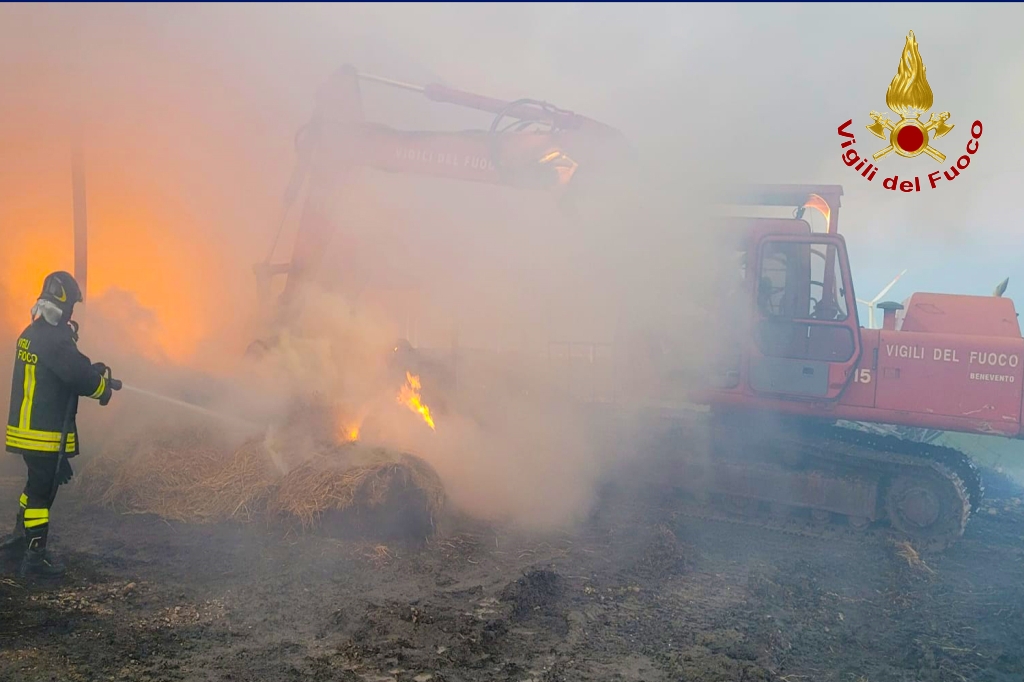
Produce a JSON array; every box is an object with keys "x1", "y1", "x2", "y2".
[{"x1": 255, "y1": 65, "x2": 629, "y2": 310}]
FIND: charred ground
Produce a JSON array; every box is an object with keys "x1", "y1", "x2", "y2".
[{"x1": 1, "y1": 457, "x2": 1022, "y2": 682}]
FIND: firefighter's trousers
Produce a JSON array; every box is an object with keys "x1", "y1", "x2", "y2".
[{"x1": 19, "y1": 454, "x2": 60, "y2": 550}]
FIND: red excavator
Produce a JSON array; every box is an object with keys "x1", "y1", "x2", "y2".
[
  {"x1": 253, "y1": 67, "x2": 1010, "y2": 550},
  {"x1": 667, "y1": 183, "x2": 1009, "y2": 549}
]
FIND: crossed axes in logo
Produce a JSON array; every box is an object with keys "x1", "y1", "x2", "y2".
[{"x1": 867, "y1": 111, "x2": 954, "y2": 162}]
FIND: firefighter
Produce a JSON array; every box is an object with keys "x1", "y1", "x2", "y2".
[{"x1": 0, "y1": 271, "x2": 119, "y2": 577}]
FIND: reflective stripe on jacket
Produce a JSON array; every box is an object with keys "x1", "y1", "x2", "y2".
[{"x1": 6, "y1": 318, "x2": 105, "y2": 457}]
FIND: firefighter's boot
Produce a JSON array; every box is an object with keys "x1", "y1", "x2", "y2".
[
  {"x1": 19, "y1": 515, "x2": 65, "y2": 578},
  {"x1": 19, "y1": 546, "x2": 66, "y2": 578}
]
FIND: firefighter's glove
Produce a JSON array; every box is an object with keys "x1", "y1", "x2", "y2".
[
  {"x1": 56, "y1": 459, "x2": 74, "y2": 486},
  {"x1": 95, "y1": 364, "x2": 121, "y2": 406}
]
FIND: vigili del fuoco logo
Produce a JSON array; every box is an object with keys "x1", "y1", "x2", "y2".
[{"x1": 837, "y1": 30, "x2": 983, "y2": 192}]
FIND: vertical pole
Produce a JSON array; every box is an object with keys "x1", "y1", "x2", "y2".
[
  {"x1": 450, "y1": 319, "x2": 460, "y2": 406},
  {"x1": 72, "y1": 144, "x2": 88, "y2": 302}
]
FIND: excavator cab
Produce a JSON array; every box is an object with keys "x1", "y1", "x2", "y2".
[
  {"x1": 665, "y1": 184, "x2": 982, "y2": 551},
  {"x1": 711, "y1": 185, "x2": 862, "y2": 402},
  {"x1": 749, "y1": 231, "x2": 860, "y2": 400}
]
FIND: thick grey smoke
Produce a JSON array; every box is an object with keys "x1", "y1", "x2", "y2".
[{"x1": 3, "y1": 4, "x2": 1024, "y2": 527}]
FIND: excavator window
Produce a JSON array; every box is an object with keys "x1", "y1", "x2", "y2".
[
  {"x1": 757, "y1": 242, "x2": 802, "y2": 318},
  {"x1": 754, "y1": 238, "x2": 856, "y2": 363},
  {"x1": 809, "y1": 246, "x2": 848, "y2": 321}
]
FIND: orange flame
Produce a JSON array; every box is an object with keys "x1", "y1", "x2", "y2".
[
  {"x1": 397, "y1": 371, "x2": 436, "y2": 431},
  {"x1": 539, "y1": 149, "x2": 579, "y2": 185},
  {"x1": 333, "y1": 406, "x2": 363, "y2": 443},
  {"x1": 342, "y1": 422, "x2": 361, "y2": 442}
]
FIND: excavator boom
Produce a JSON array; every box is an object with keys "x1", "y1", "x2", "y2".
[
  {"x1": 358, "y1": 71, "x2": 620, "y2": 137},
  {"x1": 256, "y1": 65, "x2": 629, "y2": 308}
]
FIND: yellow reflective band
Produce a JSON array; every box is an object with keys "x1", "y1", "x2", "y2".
[
  {"x1": 5, "y1": 426, "x2": 76, "y2": 445},
  {"x1": 7, "y1": 426, "x2": 61, "y2": 442},
  {"x1": 89, "y1": 375, "x2": 106, "y2": 400},
  {"x1": 19, "y1": 493, "x2": 28, "y2": 508},
  {"x1": 23, "y1": 508, "x2": 48, "y2": 529},
  {"x1": 19, "y1": 363, "x2": 36, "y2": 429},
  {"x1": 5, "y1": 437, "x2": 58, "y2": 453},
  {"x1": 5, "y1": 435, "x2": 76, "y2": 454},
  {"x1": 5, "y1": 439, "x2": 74, "y2": 453}
]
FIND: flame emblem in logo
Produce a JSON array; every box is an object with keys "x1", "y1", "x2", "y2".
[{"x1": 865, "y1": 31, "x2": 954, "y2": 163}]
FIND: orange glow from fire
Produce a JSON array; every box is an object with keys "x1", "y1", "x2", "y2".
[
  {"x1": 1, "y1": 180, "x2": 233, "y2": 367},
  {"x1": 802, "y1": 194, "x2": 832, "y2": 232},
  {"x1": 397, "y1": 372, "x2": 435, "y2": 431},
  {"x1": 0, "y1": 43, "x2": 271, "y2": 369},
  {"x1": 7, "y1": 233, "x2": 205, "y2": 362},
  {"x1": 338, "y1": 419, "x2": 361, "y2": 443},
  {"x1": 539, "y1": 149, "x2": 579, "y2": 186},
  {"x1": 333, "y1": 412, "x2": 362, "y2": 443}
]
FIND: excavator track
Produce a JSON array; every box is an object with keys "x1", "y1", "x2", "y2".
[
  {"x1": 819, "y1": 423, "x2": 984, "y2": 515},
  {"x1": 654, "y1": 414, "x2": 982, "y2": 552}
]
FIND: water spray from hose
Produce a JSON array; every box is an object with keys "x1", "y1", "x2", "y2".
[
  {"x1": 118, "y1": 384, "x2": 286, "y2": 473},
  {"x1": 120, "y1": 384, "x2": 262, "y2": 430}
]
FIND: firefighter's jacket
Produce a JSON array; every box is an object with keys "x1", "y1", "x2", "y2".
[{"x1": 6, "y1": 318, "x2": 107, "y2": 457}]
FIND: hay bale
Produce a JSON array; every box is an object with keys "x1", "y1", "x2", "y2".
[
  {"x1": 77, "y1": 428, "x2": 445, "y2": 536},
  {"x1": 76, "y1": 427, "x2": 213, "y2": 505},
  {"x1": 269, "y1": 444, "x2": 446, "y2": 534},
  {"x1": 160, "y1": 441, "x2": 275, "y2": 523},
  {"x1": 86, "y1": 431, "x2": 276, "y2": 523}
]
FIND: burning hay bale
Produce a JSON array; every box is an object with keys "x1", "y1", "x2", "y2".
[
  {"x1": 76, "y1": 428, "x2": 446, "y2": 539},
  {"x1": 269, "y1": 446, "x2": 446, "y2": 534}
]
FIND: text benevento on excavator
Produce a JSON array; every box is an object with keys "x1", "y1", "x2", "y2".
[
  {"x1": 662, "y1": 183, "x2": 1019, "y2": 550},
  {"x1": 246, "y1": 63, "x2": 631, "y2": 354}
]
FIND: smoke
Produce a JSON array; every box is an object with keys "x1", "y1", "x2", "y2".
[{"x1": 4, "y1": 4, "x2": 1024, "y2": 531}]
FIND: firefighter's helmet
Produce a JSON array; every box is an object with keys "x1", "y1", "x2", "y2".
[{"x1": 39, "y1": 271, "x2": 83, "y2": 314}]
